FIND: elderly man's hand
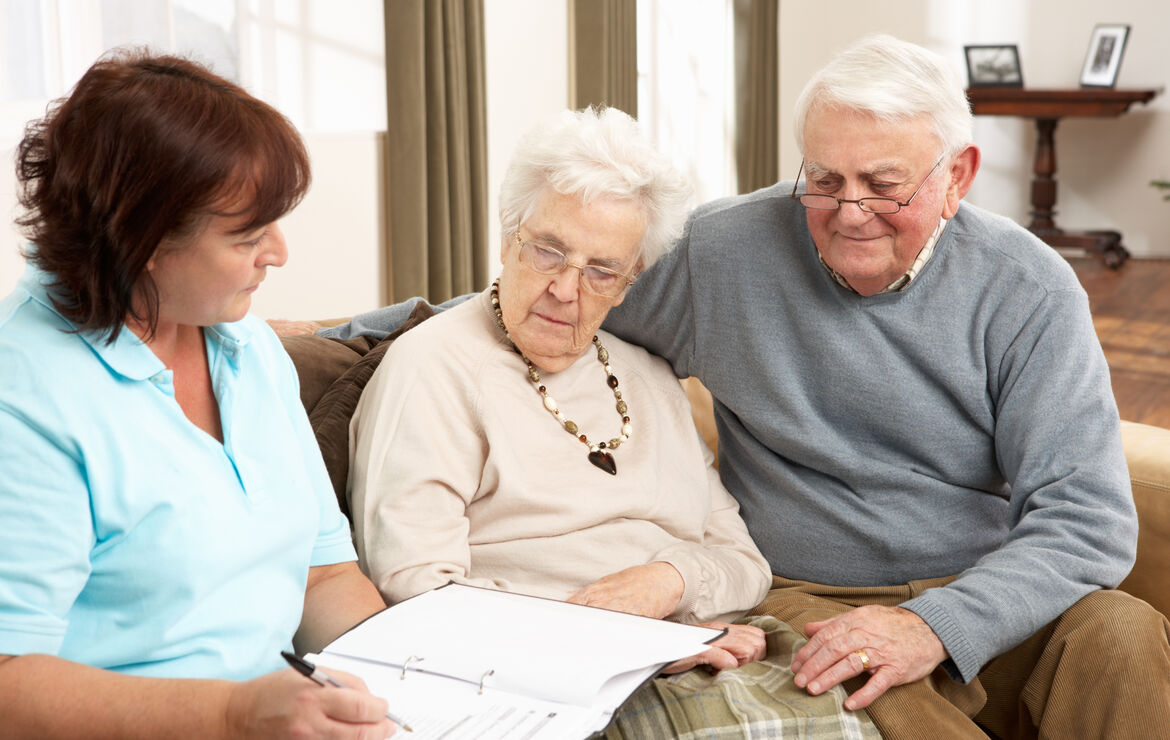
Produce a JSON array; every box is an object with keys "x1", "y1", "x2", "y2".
[
  {"x1": 790, "y1": 605, "x2": 947, "y2": 711},
  {"x1": 660, "y1": 622, "x2": 767, "y2": 674},
  {"x1": 566, "y1": 561, "x2": 684, "y2": 619}
]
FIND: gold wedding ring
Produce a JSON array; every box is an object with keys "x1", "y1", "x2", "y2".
[{"x1": 855, "y1": 649, "x2": 871, "y2": 670}]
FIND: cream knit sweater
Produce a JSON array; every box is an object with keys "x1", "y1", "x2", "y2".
[{"x1": 349, "y1": 290, "x2": 771, "y2": 623}]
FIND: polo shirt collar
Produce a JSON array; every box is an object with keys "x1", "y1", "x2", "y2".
[
  {"x1": 19, "y1": 263, "x2": 254, "y2": 380},
  {"x1": 204, "y1": 319, "x2": 254, "y2": 367}
]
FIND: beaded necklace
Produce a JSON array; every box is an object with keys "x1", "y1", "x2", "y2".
[{"x1": 490, "y1": 279, "x2": 631, "y2": 475}]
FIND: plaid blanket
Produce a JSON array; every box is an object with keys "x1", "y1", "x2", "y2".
[{"x1": 602, "y1": 616, "x2": 880, "y2": 739}]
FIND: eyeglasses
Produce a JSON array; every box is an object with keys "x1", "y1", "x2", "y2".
[
  {"x1": 513, "y1": 233, "x2": 637, "y2": 298},
  {"x1": 791, "y1": 156, "x2": 944, "y2": 214}
]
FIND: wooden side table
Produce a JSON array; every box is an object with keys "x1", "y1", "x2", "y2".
[{"x1": 966, "y1": 87, "x2": 1159, "y2": 268}]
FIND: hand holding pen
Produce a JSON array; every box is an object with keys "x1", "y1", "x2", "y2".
[{"x1": 283, "y1": 651, "x2": 414, "y2": 733}]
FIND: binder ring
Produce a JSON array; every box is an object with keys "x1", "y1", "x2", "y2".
[
  {"x1": 478, "y1": 668, "x2": 495, "y2": 695},
  {"x1": 401, "y1": 655, "x2": 423, "y2": 680}
]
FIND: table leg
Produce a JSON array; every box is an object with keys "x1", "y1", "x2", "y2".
[
  {"x1": 1028, "y1": 118, "x2": 1059, "y2": 235},
  {"x1": 1040, "y1": 230, "x2": 1130, "y2": 268},
  {"x1": 1025, "y1": 116, "x2": 1128, "y2": 268}
]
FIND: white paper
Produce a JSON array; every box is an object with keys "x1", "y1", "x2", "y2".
[
  {"x1": 314, "y1": 583, "x2": 724, "y2": 738},
  {"x1": 309, "y1": 652, "x2": 603, "y2": 739},
  {"x1": 323, "y1": 584, "x2": 720, "y2": 706}
]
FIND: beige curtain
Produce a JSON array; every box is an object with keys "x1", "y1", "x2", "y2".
[
  {"x1": 735, "y1": 0, "x2": 778, "y2": 194},
  {"x1": 569, "y1": 0, "x2": 637, "y2": 116},
  {"x1": 383, "y1": 0, "x2": 489, "y2": 303}
]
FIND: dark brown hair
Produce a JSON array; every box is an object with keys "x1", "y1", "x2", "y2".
[{"x1": 16, "y1": 50, "x2": 311, "y2": 341}]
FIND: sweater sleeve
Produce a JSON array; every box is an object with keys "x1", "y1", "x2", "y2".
[
  {"x1": 653, "y1": 427, "x2": 773, "y2": 623},
  {"x1": 901, "y1": 287, "x2": 1136, "y2": 682},
  {"x1": 348, "y1": 336, "x2": 502, "y2": 604}
]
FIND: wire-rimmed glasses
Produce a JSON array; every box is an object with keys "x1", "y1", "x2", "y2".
[
  {"x1": 514, "y1": 234, "x2": 637, "y2": 298},
  {"x1": 791, "y1": 156, "x2": 945, "y2": 214}
]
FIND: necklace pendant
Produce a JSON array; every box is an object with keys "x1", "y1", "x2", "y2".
[
  {"x1": 492, "y1": 279, "x2": 628, "y2": 478},
  {"x1": 587, "y1": 449, "x2": 617, "y2": 475}
]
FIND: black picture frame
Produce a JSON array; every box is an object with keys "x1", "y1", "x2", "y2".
[
  {"x1": 964, "y1": 45, "x2": 1024, "y2": 88},
  {"x1": 1080, "y1": 24, "x2": 1130, "y2": 88}
]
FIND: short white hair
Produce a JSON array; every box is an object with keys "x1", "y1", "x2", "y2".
[
  {"x1": 794, "y1": 34, "x2": 973, "y2": 157},
  {"x1": 498, "y1": 106, "x2": 692, "y2": 269}
]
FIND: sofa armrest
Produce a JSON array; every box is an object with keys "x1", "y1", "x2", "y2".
[{"x1": 1118, "y1": 420, "x2": 1170, "y2": 617}]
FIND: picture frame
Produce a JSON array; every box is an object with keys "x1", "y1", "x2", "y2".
[
  {"x1": 1080, "y1": 24, "x2": 1130, "y2": 87},
  {"x1": 963, "y1": 45, "x2": 1023, "y2": 88}
]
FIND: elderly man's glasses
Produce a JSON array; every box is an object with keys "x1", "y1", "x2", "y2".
[
  {"x1": 514, "y1": 234, "x2": 637, "y2": 298},
  {"x1": 791, "y1": 156, "x2": 944, "y2": 214}
]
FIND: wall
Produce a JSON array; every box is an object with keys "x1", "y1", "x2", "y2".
[
  {"x1": 4, "y1": 1, "x2": 1167, "y2": 317},
  {"x1": 0, "y1": 140, "x2": 25, "y2": 297},
  {"x1": 249, "y1": 133, "x2": 386, "y2": 321},
  {"x1": 483, "y1": 0, "x2": 569, "y2": 273},
  {"x1": 779, "y1": 0, "x2": 1170, "y2": 257},
  {"x1": 0, "y1": 0, "x2": 569, "y2": 319},
  {"x1": 254, "y1": 0, "x2": 570, "y2": 318}
]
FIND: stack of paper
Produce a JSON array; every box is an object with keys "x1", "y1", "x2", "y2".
[{"x1": 309, "y1": 582, "x2": 724, "y2": 738}]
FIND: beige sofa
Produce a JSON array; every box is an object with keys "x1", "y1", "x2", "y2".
[
  {"x1": 281, "y1": 317, "x2": 1170, "y2": 620},
  {"x1": 1115, "y1": 420, "x2": 1170, "y2": 617}
]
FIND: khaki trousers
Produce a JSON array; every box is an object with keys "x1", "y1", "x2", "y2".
[{"x1": 752, "y1": 576, "x2": 1170, "y2": 739}]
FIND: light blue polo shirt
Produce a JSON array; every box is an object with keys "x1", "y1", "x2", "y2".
[{"x1": 0, "y1": 265, "x2": 357, "y2": 681}]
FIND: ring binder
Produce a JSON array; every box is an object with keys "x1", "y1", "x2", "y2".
[
  {"x1": 400, "y1": 655, "x2": 423, "y2": 680},
  {"x1": 478, "y1": 668, "x2": 495, "y2": 695},
  {"x1": 312, "y1": 583, "x2": 726, "y2": 739}
]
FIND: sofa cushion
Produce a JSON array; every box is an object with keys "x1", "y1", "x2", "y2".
[
  {"x1": 682, "y1": 376, "x2": 718, "y2": 465},
  {"x1": 281, "y1": 302, "x2": 435, "y2": 516},
  {"x1": 281, "y1": 334, "x2": 379, "y2": 411},
  {"x1": 1118, "y1": 420, "x2": 1170, "y2": 618}
]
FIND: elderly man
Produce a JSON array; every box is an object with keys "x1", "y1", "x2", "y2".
[
  {"x1": 312, "y1": 35, "x2": 1170, "y2": 738},
  {"x1": 600, "y1": 35, "x2": 1170, "y2": 738}
]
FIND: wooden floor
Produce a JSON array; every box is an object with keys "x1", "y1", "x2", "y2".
[{"x1": 1069, "y1": 257, "x2": 1170, "y2": 428}]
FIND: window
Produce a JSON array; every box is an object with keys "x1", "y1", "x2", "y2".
[
  {"x1": 0, "y1": 0, "x2": 385, "y2": 150},
  {"x1": 240, "y1": 0, "x2": 385, "y2": 132},
  {"x1": 636, "y1": 0, "x2": 737, "y2": 207},
  {"x1": 0, "y1": 0, "x2": 387, "y2": 303}
]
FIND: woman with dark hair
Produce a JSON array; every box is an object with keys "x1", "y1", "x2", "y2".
[{"x1": 0, "y1": 52, "x2": 396, "y2": 738}]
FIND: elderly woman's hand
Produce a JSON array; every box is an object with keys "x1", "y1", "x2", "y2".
[
  {"x1": 660, "y1": 622, "x2": 767, "y2": 675},
  {"x1": 566, "y1": 561, "x2": 685, "y2": 619}
]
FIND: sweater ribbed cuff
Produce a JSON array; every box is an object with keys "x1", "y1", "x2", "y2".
[
  {"x1": 658, "y1": 555, "x2": 702, "y2": 622},
  {"x1": 902, "y1": 595, "x2": 981, "y2": 684}
]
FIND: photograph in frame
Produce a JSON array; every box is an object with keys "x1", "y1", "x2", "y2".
[
  {"x1": 964, "y1": 45, "x2": 1024, "y2": 88},
  {"x1": 1080, "y1": 24, "x2": 1130, "y2": 87}
]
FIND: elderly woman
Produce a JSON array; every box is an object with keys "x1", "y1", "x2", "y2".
[
  {"x1": 0, "y1": 53, "x2": 396, "y2": 738},
  {"x1": 349, "y1": 108, "x2": 880, "y2": 738}
]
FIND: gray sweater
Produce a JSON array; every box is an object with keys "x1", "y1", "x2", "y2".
[
  {"x1": 323, "y1": 185, "x2": 1136, "y2": 683},
  {"x1": 604, "y1": 184, "x2": 1136, "y2": 682}
]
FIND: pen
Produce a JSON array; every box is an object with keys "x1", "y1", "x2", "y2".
[{"x1": 281, "y1": 650, "x2": 414, "y2": 733}]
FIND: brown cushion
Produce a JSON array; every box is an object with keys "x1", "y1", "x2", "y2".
[
  {"x1": 281, "y1": 334, "x2": 379, "y2": 413},
  {"x1": 285, "y1": 303, "x2": 436, "y2": 517}
]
